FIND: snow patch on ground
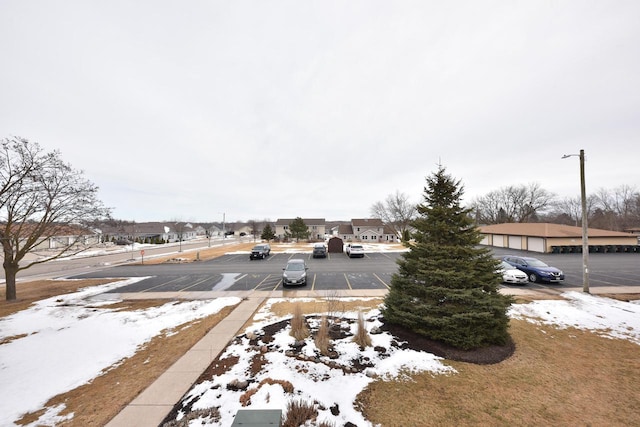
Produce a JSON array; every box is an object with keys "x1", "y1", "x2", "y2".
[
  {"x1": 1, "y1": 283, "x2": 639, "y2": 426},
  {"x1": 0, "y1": 280, "x2": 241, "y2": 426}
]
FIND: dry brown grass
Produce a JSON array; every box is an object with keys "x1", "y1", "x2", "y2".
[
  {"x1": 267, "y1": 297, "x2": 382, "y2": 318},
  {"x1": 357, "y1": 319, "x2": 640, "y2": 426},
  {"x1": 282, "y1": 399, "x2": 319, "y2": 427},
  {"x1": 289, "y1": 303, "x2": 310, "y2": 341},
  {"x1": 140, "y1": 241, "x2": 256, "y2": 264},
  {"x1": 353, "y1": 311, "x2": 372, "y2": 348},
  {"x1": 315, "y1": 315, "x2": 331, "y2": 355}
]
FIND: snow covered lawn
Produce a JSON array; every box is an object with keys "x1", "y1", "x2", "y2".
[
  {"x1": 0, "y1": 282, "x2": 639, "y2": 426},
  {"x1": 0, "y1": 278, "x2": 241, "y2": 426},
  {"x1": 165, "y1": 292, "x2": 640, "y2": 426}
]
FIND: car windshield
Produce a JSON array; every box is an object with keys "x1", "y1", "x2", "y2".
[
  {"x1": 526, "y1": 258, "x2": 549, "y2": 267},
  {"x1": 351, "y1": 245, "x2": 363, "y2": 249},
  {"x1": 500, "y1": 261, "x2": 513, "y2": 270},
  {"x1": 286, "y1": 263, "x2": 305, "y2": 271}
]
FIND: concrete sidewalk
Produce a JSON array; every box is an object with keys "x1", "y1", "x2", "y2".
[{"x1": 105, "y1": 295, "x2": 266, "y2": 427}]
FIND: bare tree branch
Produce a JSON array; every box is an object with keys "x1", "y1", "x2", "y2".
[{"x1": 1, "y1": 137, "x2": 110, "y2": 300}]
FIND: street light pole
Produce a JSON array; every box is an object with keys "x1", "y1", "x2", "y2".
[{"x1": 562, "y1": 149, "x2": 590, "y2": 293}]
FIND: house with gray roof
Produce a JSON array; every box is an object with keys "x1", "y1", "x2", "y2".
[
  {"x1": 339, "y1": 218, "x2": 397, "y2": 242},
  {"x1": 275, "y1": 218, "x2": 326, "y2": 241}
]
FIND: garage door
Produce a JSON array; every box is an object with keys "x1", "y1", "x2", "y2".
[
  {"x1": 508, "y1": 235, "x2": 522, "y2": 250},
  {"x1": 528, "y1": 237, "x2": 545, "y2": 253},
  {"x1": 492, "y1": 235, "x2": 505, "y2": 247}
]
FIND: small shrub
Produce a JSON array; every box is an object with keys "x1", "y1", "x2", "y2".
[
  {"x1": 239, "y1": 378, "x2": 295, "y2": 407},
  {"x1": 315, "y1": 315, "x2": 331, "y2": 356},
  {"x1": 324, "y1": 290, "x2": 346, "y2": 325},
  {"x1": 282, "y1": 399, "x2": 317, "y2": 427},
  {"x1": 162, "y1": 407, "x2": 220, "y2": 426},
  {"x1": 353, "y1": 311, "x2": 372, "y2": 348},
  {"x1": 289, "y1": 303, "x2": 310, "y2": 341},
  {"x1": 260, "y1": 377, "x2": 294, "y2": 393},
  {"x1": 239, "y1": 388, "x2": 257, "y2": 407}
]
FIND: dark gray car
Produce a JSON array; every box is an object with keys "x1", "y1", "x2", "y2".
[
  {"x1": 282, "y1": 259, "x2": 308, "y2": 286},
  {"x1": 250, "y1": 244, "x2": 271, "y2": 260},
  {"x1": 312, "y1": 243, "x2": 327, "y2": 258}
]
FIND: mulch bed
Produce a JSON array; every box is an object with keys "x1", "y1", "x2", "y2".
[{"x1": 380, "y1": 321, "x2": 515, "y2": 364}]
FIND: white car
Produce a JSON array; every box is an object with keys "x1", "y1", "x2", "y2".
[
  {"x1": 498, "y1": 260, "x2": 529, "y2": 284},
  {"x1": 345, "y1": 244, "x2": 365, "y2": 258}
]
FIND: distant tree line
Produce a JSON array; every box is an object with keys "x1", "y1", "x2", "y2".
[
  {"x1": 470, "y1": 183, "x2": 640, "y2": 231},
  {"x1": 372, "y1": 183, "x2": 640, "y2": 235}
]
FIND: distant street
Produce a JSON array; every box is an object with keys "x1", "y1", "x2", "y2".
[{"x1": 1, "y1": 237, "x2": 246, "y2": 283}]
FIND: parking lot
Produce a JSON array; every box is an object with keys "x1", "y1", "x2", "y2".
[{"x1": 70, "y1": 247, "x2": 640, "y2": 294}]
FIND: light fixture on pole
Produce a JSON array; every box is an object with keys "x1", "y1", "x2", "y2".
[{"x1": 561, "y1": 149, "x2": 589, "y2": 293}]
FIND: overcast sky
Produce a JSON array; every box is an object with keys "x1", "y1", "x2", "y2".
[{"x1": 1, "y1": 1, "x2": 639, "y2": 223}]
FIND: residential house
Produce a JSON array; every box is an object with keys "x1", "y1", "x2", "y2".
[
  {"x1": 339, "y1": 218, "x2": 397, "y2": 242},
  {"x1": 275, "y1": 218, "x2": 326, "y2": 241},
  {"x1": 100, "y1": 222, "x2": 197, "y2": 244}
]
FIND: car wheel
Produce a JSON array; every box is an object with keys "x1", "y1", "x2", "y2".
[{"x1": 529, "y1": 273, "x2": 538, "y2": 283}]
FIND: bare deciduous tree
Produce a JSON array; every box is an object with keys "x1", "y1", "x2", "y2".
[
  {"x1": 369, "y1": 190, "x2": 416, "y2": 239},
  {"x1": 471, "y1": 183, "x2": 555, "y2": 224},
  {"x1": 591, "y1": 185, "x2": 640, "y2": 230},
  {"x1": 1, "y1": 137, "x2": 110, "y2": 300},
  {"x1": 547, "y1": 195, "x2": 598, "y2": 226}
]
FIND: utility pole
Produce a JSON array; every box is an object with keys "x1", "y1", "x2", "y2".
[{"x1": 562, "y1": 149, "x2": 590, "y2": 293}]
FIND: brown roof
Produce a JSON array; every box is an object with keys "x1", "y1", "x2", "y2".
[
  {"x1": 338, "y1": 224, "x2": 354, "y2": 234},
  {"x1": 351, "y1": 218, "x2": 384, "y2": 226},
  {"x1": 275, "y1": 218, "x2": 325, "y2": 226},
  {"x1": 479, "y1": 223, "x2": 636, "y2": 238}
]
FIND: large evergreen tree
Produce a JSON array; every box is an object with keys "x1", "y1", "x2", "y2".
[
  {"x1": 261, "y1": 223, "x2": 275, "y2": 241},
  {"x1": 382, "y1": 165, "x2": 513, "y2": 350},
  {"x1": 289, "y1": 217, "x2": 309, "y2": 242}
]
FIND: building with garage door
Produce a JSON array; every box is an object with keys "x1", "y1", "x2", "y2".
[{"x1": 479, "y1": 223, "x2": 639, "y2": 253}]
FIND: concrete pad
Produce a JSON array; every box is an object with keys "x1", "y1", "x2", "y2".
[
  {"x1": 191, "y1": 334, "x2": 235, "y2": 357},
  {"x1": 167, "y1": 350, "x2": 217, "y2": 373},
  {"x1": 106, "y1": 404, "x2": 173, "y2": 427},
  {"x1": 130, "y1": 371, "x2": 196, "y2": 405}
]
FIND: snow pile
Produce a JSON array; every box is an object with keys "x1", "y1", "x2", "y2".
[{"x1": 0, "y1": 279, "x2": 241, "y2": 426}]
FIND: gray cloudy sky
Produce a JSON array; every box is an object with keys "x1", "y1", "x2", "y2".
[{"x1": 1, "y1": 1, "x2": 639, "y2": 223}]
